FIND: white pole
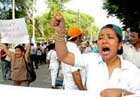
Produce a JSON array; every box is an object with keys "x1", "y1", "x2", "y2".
[
  {"x1": 11, "y1": 0, "x2": 15, "y2": 48},
  {"x1": 32, "y1": 0, "x2": 36, "y2": 46},
  {"x1": 12, "y1": 0, "x2": 15, "y2": 19},
  {"x1": 78, "y1": 9, "x2": 80, "y2": 27}
]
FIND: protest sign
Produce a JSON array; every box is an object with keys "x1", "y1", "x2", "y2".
[
  {"x1": 0, "y1": 18, "x2": 29, "y2": 44},
  {"x1": 0, "y1": 85, "x2": 137, "y2": 97}
]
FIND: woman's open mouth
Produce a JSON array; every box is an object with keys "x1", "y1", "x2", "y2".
[{"x1": 102, "y1": 47, "x2": 110, "y2": 55}]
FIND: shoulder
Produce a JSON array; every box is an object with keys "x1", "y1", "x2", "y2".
[
  {"x1": 47, "y1": 50, "x2": 51, "y2": 55},
  {"x1": 52, "y1": 50, "x2": 56, "y2": 54},
  {"x1": 82, "y1": 52, "x2": 100, "y2": 58},
  {"x1": 81, "y1": 52, "x2": 101, "y2": 64},
  {"x1": 123, "y1": 43, "x2": 132, "y2": 49},
  {"x1": 122, "y1": 59, "x2": 140, "y2": 73},
  {"x1": 66, "y1": 42, "x2": 77, "y2": 48}
]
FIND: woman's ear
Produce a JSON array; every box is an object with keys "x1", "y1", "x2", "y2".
[
  {"x1": 22, "y1": 52, "x2": 25, "y2": 55},
  {"x1": 118, "y1": 42, "x2": 123, "y2": 50}
]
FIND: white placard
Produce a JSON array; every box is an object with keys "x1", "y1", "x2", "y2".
[
  {"x1": 0, "y1": 85, "x2": 139, "y2": 97},
  {"x1": 0, "y1": 18, "x2": 29, "y2": 44}
]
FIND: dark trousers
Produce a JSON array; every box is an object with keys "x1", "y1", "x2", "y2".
[
  {"x1": 30, "y1": 54, "x2": 38, "y2": 69},
  {"x1": 36, "y1": 55, "x2": 42, "y2": 65},
  {"x1": 1, "y1": 60, "x2": 11, "y2": 80}
]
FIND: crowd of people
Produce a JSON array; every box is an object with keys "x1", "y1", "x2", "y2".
[
  {"x1": 0, "y1": 14, "x2": 140, "y2": 97},
  {"x1": 52, "y1": 14, "x2": 140, "y2": 97}
]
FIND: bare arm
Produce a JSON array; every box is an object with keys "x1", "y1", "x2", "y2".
[
  {"x1": 100, "y1": 88, "x2": 133, "y2": 97},
  {"x1": 72, "y1": 70, "x2": 85, "y2": 90},
  {"x1": 0, "y1": 43, "x2": 13, "y2": 58},
  {"x1": 25, "y1": 43, "x2": 30, "y2": 63},
  {"x1": 52, "y1": 14, "x2": 74, "y2": 65}
]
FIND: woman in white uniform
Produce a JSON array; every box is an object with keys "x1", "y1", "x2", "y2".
[
  {"x1": 47, "y1": 43, "x2": 59, "y2": 88},
  {"x1": 52, "y1": 14, "x2": 140, "y2": 97}
]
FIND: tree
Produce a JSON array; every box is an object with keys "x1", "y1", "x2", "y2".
[
  {"x1": 0, "y1": 0, "x2": 33, "y2": 19},
  {"x1": 35, "y1": 0, "x2": 98, "y2": 41},
  {"x1": 0, "y1": 0, "x2": 33, "y2": 35},
  {"x1": 38, "y1": 9, "x2": 98, "y2": 40},
  {"x1": 103, "y1": 0, "x2": 140, "y2": 30},
  {"x1": 0, "y1": 0, "x2": 99, "y2": 41}
]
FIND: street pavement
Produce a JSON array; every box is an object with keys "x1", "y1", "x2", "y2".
[{"x1": 0, "y1": 63, "x2": 62, "y2": 89}]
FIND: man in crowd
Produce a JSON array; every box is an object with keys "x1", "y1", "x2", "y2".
[
  {"x1": 0, "y1": 43, "x2": 11, "y2": 80},
  {"x1": 61, "y1": 27, "x2": 85, "y2": 90},
  {"x1": 123, "y1": 28, "x2": 140, "y2": 69}
]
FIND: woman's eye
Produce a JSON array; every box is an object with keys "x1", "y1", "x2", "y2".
[
  {"x1": 108, "y1": 36, "x2": 114, "y2": 39},
  {"x1": 98, "y1": 37, "x2": 103, "y2": 40}
]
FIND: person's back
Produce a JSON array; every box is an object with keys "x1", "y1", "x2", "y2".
[
  {"x1": 47, "y1": 49, "x2": 59, "y2": 66},
  {"x1": 47, "y1": 44, "x2": 59, "y2": 88}
]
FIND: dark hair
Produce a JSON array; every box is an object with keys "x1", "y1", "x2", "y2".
[
  {"x1": 101, "y1": 24, "x2": 122, "y2": 42},
  {"x1": 67, "y1": 34, "x2": 82, "y2": 41},
  {"x1": 130, "y1": 28, "x2": 140, "y2": 38},
  {"x1": 15, "y1": 45, "x2": 25, "y2": 52},
  {"x1": 101, "y1": 24, "x2": 123, "y2": 55},
  {"x1": 67, "y1": 36, "x2": 77, "y2": 41},
  {"x1": 4, "y1": 43, "x2": 9, "y2": 47},
  {"x1": 47, "y1": 43, "x2": 55, "y2": 51},
  {"x1": 31, "y1": 43, "x2": 34, "y2": 46}
]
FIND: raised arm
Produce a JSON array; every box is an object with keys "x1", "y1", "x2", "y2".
[
  {"x1": 0, "y1": 43, "x2": 13, "y2": 58},
  {"x1": 52, "y1": 14, "x2": 74, "y2": 65},
  {"x1": 24, "y1": 43, "x2": 31, "y2": 63}
]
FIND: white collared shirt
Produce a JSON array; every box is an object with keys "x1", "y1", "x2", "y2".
[
  {"x1": 61, "y1": 42, "x2": 85, "y2": 90},
  {"x1": 47, "y1": 50, "x2": 59, "y2": 69},
  {"x1": 75, "y1": 53, "x2": 140, "y2": 95},
  {"x1": 47, "y1": 50, "x2": 58, "y2": 64},
  {"x1": 123, "y1": 44, "x2": 140, "y2": 69}
]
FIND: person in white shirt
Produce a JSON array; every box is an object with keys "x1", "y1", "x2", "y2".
[
  {"x1": 61, "y1": 27, "x2": 85, "y2": 90},
  {"x1": 52, "y1": 14, "x2": 140, "y2": 97},
  {"x1": 123, "y1": 29, "x2": 140, "y2": 68},
  {"x1": 80, "y1": 41, "x2": 92, "y2": 54},
  {"x1": 61, "y1": 42, "x2": 85, "y2": 90},
  {"x1": 36, "y1": 43, "x2": 42, "y2": 65},
  {"x1": 47, "y1": 43, "x2": 59, "y2": 88},
  {"x1": 30, "y1": 43, "x2": 38, "y2": 69}
]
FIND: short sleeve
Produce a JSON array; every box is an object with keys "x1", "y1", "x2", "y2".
[
  {"x1": 53, "y1": 51, "x2": 58, "y2": 59},
  {"x1": 75, "y1": 53, "x2": 100, "y2": 68},
  {"x1": 74, "y1": 53, "x2": 86, "y2": 68},
  {"x1": 71, "y1": 66, "x2": 82, "y2": 72}
]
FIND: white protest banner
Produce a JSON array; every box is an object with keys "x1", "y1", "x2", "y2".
[
  {"x1": 0, "y1": 18, "x2": 29, "y2": 44},
  {"x1": 0, "y1": 85, "x2": 139, "y2": 97}
]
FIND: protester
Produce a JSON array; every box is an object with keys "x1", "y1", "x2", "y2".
[
  {"x1": 80, "y1": 42, "x2": 87, "y2": 54},
  {"x1": 41, "y1": 42, "x2": 47, "y2": 64},
  {"x1": 36, "y1": 43, "x2": 42, "y2": 65},
  {"x1": 52, "y1": 14, "x2": 140, "y2": 96},
  {"x1": 47, "y1": 43, "x2": 59, "y2": 89},
  {"x1": 90, "y1": 40, "x2": 99, "y2": 53},
  {"x1": 60, "y1": 27, "x2": 85, "y2": 90},
  {"x1": 0, "y1": 43, "x2": 30, "y2": 86},
  {"x1": 0, "y1": 43, "x2": 11, "y2": 80},
  {"x1": 30, "y1": 43, "x2": 38, "y2": 69},
  {"x1": 83, "y1": 41, "x2": 92, "y2": 53},
  {"x1": 123, "y1": 28, "x2": 140, "y2": 69}
]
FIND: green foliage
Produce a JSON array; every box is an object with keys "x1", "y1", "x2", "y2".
[
  {"x1": 103, "y1": 0, "x2": 140, "y2": 30},
  {"x1": 38, "y1": 9, "x2": 98, "y2": 40},
  {"x1": 0, "y1": 0, "x2": 33, "y2": 36},
  {"x1": 0, "y1": 0, "x2": 33, "y2": 19},
  {"x1": 0, "y1": 0, "x2": 99, "y2": 41}
]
